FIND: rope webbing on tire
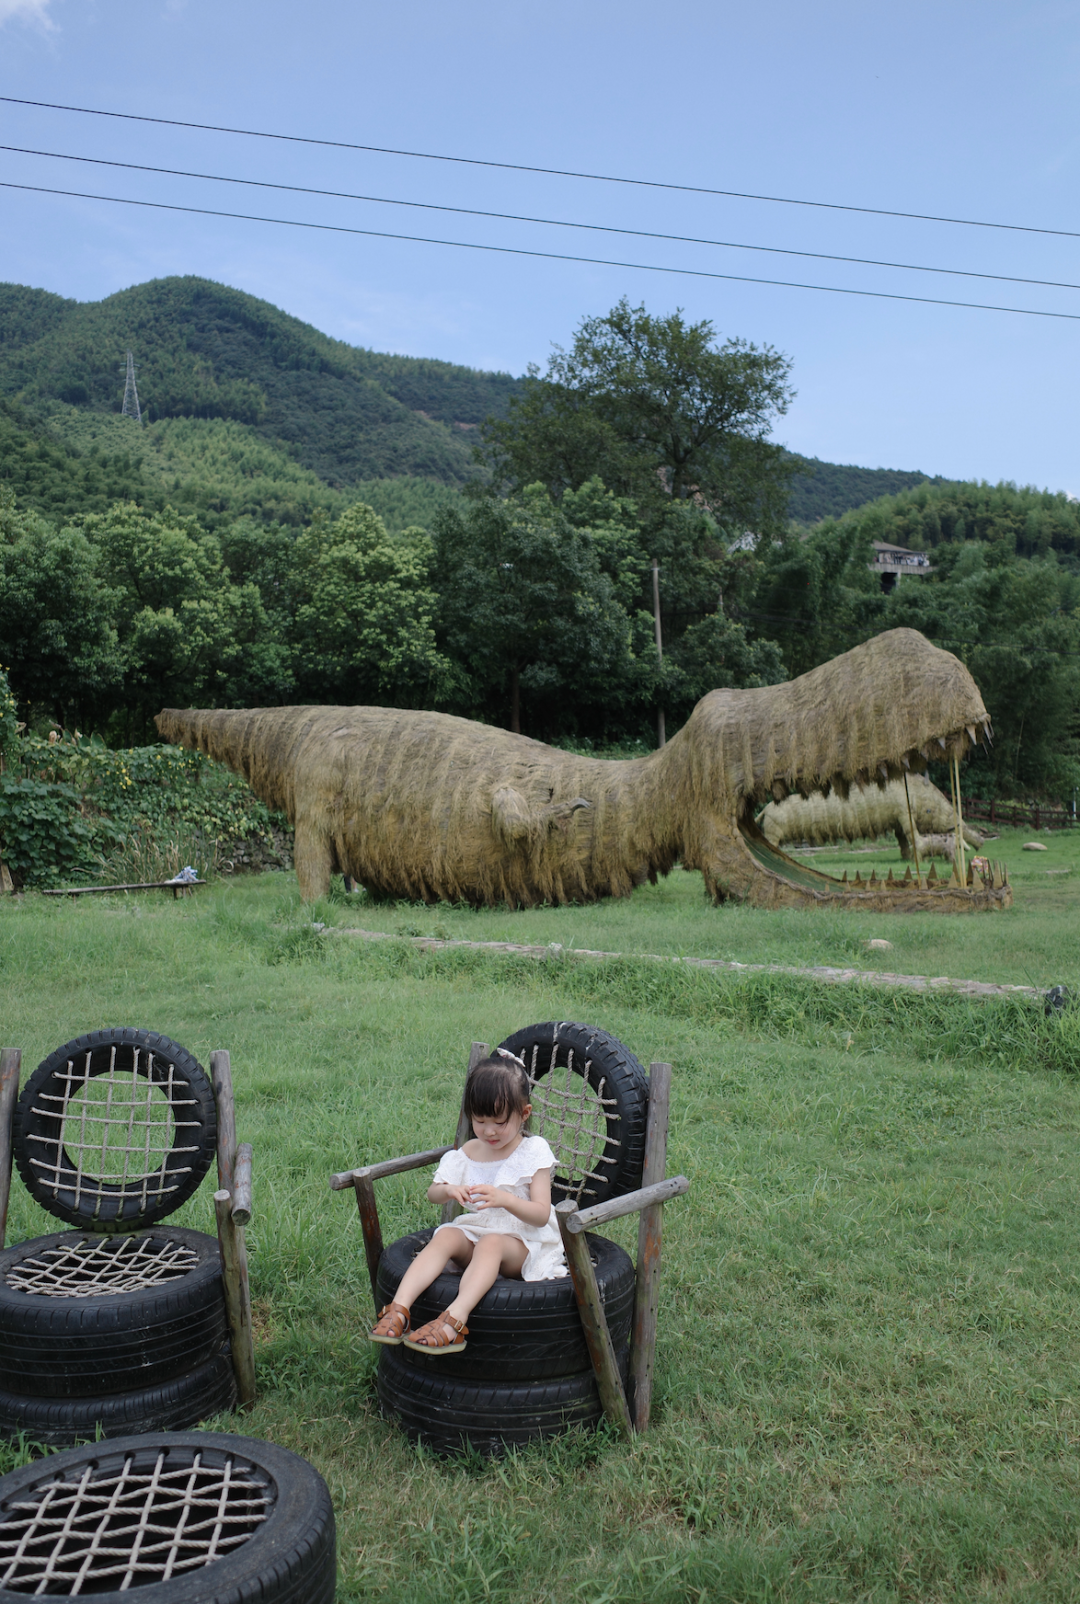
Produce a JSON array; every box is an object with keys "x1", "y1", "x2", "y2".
[
  {"x1": 5, "y1": 1235, "x2": 199, "y2": 1299},
  {"x1": 25, "y1": 1047, "x2": 202, "y2": 1217},
  {"x1": 522, "y1": 1045, "x2": 621, "y2": 1204},
  {"x1": 0, "y1": 1449, "x2": 271, "y2": 1593}
]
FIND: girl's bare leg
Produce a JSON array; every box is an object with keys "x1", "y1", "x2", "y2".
[
  {"x1": 441, "y1": 1234, "x2": 527, "y2": 1333},
  {"x1": 392, "y1": 1227, "x2": 473, "y2": 1311}
]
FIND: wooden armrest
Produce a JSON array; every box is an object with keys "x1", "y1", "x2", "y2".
[
  {"x1": 329, "y1": 1145, "x2": 453, "y2": 1190},
  {"x1": 559, "y1": 1175, "x2": 690, "y2": 1234},
  {"x1": 232, "y1": 1144, "x2": 253, "y2": 1225}
]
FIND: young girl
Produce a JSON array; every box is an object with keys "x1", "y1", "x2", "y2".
[{"x1": 369, "y1": 1049, "x2": 566, "y2": 1353}]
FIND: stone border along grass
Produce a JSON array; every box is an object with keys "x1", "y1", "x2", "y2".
[{"x1": 329, "y1": 925, "x2": 1044, "y2": 1004}]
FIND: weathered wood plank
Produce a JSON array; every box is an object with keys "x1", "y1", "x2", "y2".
[
  {"x1": 214, "y1": 1189, "x2": 256, "y2": 1407},
  {"x1": 0, "y1": 1049, "x2": 21, "y2": 1251},
  {"x1": 355, "y1": 1176, "x2": 384, "y2": 1310},
  {"x1": 441, "y1": 1040, "x2": 487, "y2": 1225},
  {"x1": 564, "y1": 1175, "x2": 689, "y2": 1233},
  {"x1": 629, "y1": 1061, "x2": 671, "y2": 1432},
  {"x1": 42, "y1": 881, "x2": 205, "y2": 897},
  {"x1": 232, "y1": 1143, "x2": 253, "y2": 1225},
  {"x1": 210, "y1": 1050, "x2": 237, "y2": 1197},
  {"x1": 557, "y1": 1201, "x2": 633, "y2": 1440},
  {"x1": 329, "y1": 1146, "x2": 452, "y2": 1189}
]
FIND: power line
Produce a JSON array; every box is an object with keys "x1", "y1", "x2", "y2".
[
  {"x1": 3, "y1": 93, "x2": 1078, "y2": 244},
  {"x1": 6, "y1": 179, "x2": 1080, "y2": 324},
  {"x1": 5, "y1": 142, "x2": 1080, "y2": 297}
]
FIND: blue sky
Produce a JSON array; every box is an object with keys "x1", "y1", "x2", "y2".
[{"x1": 1, "y1": 0, "x2": 1078, "y2": 494}]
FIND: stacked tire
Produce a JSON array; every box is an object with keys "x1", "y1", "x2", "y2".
[
  {"x1": 0, "y1": 1028, "x2": 236, "y2": 1448},
  {"x1": 0, "y1": 1228, "x2": 236, "y2": 1447},
  {"x1": 0, "y1": 1432, "x2": 336, "y2": 1604},
  {"x1": 375, "y1": 1022, "x2": 648, "y2": 1458},
  {"x1": 376, "y1": 1227, "x2": 634, "y2": 1457}
]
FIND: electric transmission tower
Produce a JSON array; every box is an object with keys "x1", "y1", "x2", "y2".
[{"x1": 120, "y1": 351, "x2": 142, "y2": 424}]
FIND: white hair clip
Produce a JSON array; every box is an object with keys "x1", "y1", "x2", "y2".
[{"x1": 495, "y1": 1047, "x2": 527, "y2": 1069}]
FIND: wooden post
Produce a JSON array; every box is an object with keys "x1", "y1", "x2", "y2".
[
  {"x1": 902, "y1": 771, "x2": 923, "y2": 889},
  {"x1": 0, "y1": 1050, "x2": 21, "y2": 1250},
  {"x1": 232, "y1": 1143, "x2": 253, "y2": 1226},
  {"x1": 440, "y1": 1041, "x2": 487, "y2": 1225},
  {"x1": 652, "y1": 558, "x2": 665, "y2": 748},
  {"x1": 215, "y1": 1189, "x2": 256, "y2": 1407},
  {"x1": 556, "y1": 1200, "x2": 633, "y2": 1441},
  {"x1": 210, "y1": 1050, "x2": 237, "y2": 1196},
  {"x1": 355, "y1": 1176, "x2": 384, "y2": 1310},
  {"x1": 629, "y1": 1062, "x2": 671, "y2": 1432}
]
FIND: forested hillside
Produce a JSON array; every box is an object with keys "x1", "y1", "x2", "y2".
[
  {"x1": 2, "y1": 275, "x2": 956, "y2": 522},
  {"x1": 0, "y1": 277, "x2": 519, "y2": 487},
  {"x1": 0, "y1": 396, "x2": 458, "y2": 531},
  {"x1": 785, "y1": 456, "x2": 957, "y2": 526}
]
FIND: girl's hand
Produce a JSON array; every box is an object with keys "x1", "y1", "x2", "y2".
[
  {"x1": 466, "y1": 1184, "x2": 507, "y2": 1211},
  {"x1": 443, "y1": 1184, "x2": 474, "y2": 1207}
]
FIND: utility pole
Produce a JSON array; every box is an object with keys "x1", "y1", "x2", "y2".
[
  {"x1": 652, "y1": 557, "x2": 665, "y2": 748},
  {"x1": 121, "y1": 352, "x2": 142, "y2": 424}
]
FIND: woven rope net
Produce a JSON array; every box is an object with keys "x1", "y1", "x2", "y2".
[
  {"x1": 0, "y1": 1448, "x2": 271, "y2": 1595},
  {"x1": 26, "y1": 1046, "x2": 203, "y2": 1219},
  {"x1": 520, "y1": 1043, "x2": 619, "y2": 1205},
  {"x1": 5, "y1": 1235, "x2": 199, "y2": 1299}
]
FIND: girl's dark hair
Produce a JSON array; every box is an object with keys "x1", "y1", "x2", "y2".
[{"x1": 463, "y1": 1053, "x2": 532, "y2": 1123}]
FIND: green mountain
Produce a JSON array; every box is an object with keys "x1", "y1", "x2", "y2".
[
  {"x1": 0, "y1": 276, "x2": 519, "y2": 488},
  {"x1": 0, "y1": 397, "x2": 459, "y2": 531},
  {"x1": 785, "y1": 457, "x2": 957, "y2": 527},
  {"x1": 0, "y1": 275, "x2": 960, "y2": 527}
]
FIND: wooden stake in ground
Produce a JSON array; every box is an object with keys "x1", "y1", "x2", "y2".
[
  {"x1": 215, "y1": 1189, "x2": 256, "y2": 1407},
  {"x1": 0, "y1": 1049, "x2": 21, "y2": 1250},
  {"x1": 556, "y1": 1200, "x2": 634, "y2": 1440},
  {"x1": 951, "y1": 754, "x2": 968, "y2": 887},
  {"x1": 902, "y1": 771, "x2": 924, "y2": 888},
  {"x1": 629, "y1": 1062, "x2": 671, "y2": 1432},
  {"x1": 652, "y1": 557, "x2": 666, "y2": 749}
]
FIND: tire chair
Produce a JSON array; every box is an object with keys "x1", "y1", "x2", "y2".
[
  {"x1": 331, "y1": 1022, "x2": 689, "y2": 1455},
  {"x1": 0, "y1": 1431, "x2": 336, "y2": 1603},
  {"x1": 0, "y1": 1032, "x2": 255, "y2": 1446}
]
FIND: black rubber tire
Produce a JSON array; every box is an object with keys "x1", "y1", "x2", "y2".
[
  {"x1": 378, "y1": 1341, "x2": 629, "y2": 1458},
  {"x1": 0, "y1": 1345, "x2": 238, "y2": 1448},
  {"x1": 378, "y1": 1228, "x2": 635, "y2": 1381},
  {"x1": 0, "y1": 1228, "x2": 227, "y2": 1398},
  {"x1": 13, "y1": 1028, "x2": 217, "y2": 1231},
  {"x1": 497, "y1": 1021, "x2": 650, "y2": 1205},
  {"x1": 0, "y1": 1431, "x2": 336, "y2": 1604}
]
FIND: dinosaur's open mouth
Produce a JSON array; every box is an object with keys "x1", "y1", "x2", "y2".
[
  {"x1": 753, "y1": 717, "x2": 993, "y2": 808},
  {"x1": 736, "y1": 715, "x2": 998, "y2": 897}
]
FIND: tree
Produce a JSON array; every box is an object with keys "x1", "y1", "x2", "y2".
[
  {"x1": 481, "y1": 298, "x2": 795, "y2": 540},
  {"x1": 77, "y1": 502, "x2": 280, "y2": 732},
  {"x1": 288, "y1": 503, "x2": 453, "y2": 706},
  {"x1": 748, "y1": 518, "x2": 884, "y2": 679},
  {"x1": 0, "y1": 487, "x2": 124, "y2": 727},
  {"x1": 431, "y1": 486, "x2": 645, "y2": 736},
  {"x1": 880, "y1": 542, "x2": 1080, "y2": 796}
]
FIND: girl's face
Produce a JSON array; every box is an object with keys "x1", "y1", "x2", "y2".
[{"x1": 472, "y1": 1104, "x2": 531, "y2": 1152}]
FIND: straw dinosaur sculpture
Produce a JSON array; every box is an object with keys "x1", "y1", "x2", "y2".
[
  {"x1": 156, "y1": 627, "x2": 1010, "y2": 912},
  {"x1": 760, "y1": 774, "x2": 986, "y2": 859}
]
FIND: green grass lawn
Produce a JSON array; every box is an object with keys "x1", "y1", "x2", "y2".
[
  {"x1": 315, "y1": 823, "x2": 1080, "y2": 994},
  {"x1": 2, "y1": 859, "x2": 1080, "y2": 1603}
]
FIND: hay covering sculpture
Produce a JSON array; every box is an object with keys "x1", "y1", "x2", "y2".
[
  {"x1": 760, "y1": 774, "x2": 985, "y2": 859},
  {"x1": 156, "y1": 628, "x2": 1009, "y2": 912}
]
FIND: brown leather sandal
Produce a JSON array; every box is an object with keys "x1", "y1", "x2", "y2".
[
  {"x1": 369, "y1": 1301, "x2": 410, "y2": 1344},
  {"x1": 403, "y1": 1310, "x2": 468, "y2": 1354}
]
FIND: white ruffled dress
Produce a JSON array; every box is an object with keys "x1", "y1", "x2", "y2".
[{"x1": 432, "y1": 1133, "x2": 567, "y2": 1281}]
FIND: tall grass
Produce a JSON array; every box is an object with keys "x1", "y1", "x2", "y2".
[{"x1": 94, "y1": 824, "x2": 220, "y2": 885}]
